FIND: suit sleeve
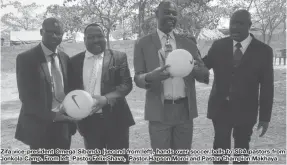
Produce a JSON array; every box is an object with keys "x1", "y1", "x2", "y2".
[
  {"x1": 104, "y1": 53, "x2": 133, "y2": 105},
  {"x1": 16, "y1": 54, "x2": 55, "y2": 122},
  {"x1": 202, "y1": 41, "x2": 216, "y2": 70},
  {"x1": 133, "y1": 39, "x2": 151, "y2": 89},
  {"x1": 189, "y1": 42, "x2": 210, "y2": 84},
  {"x1": 259, "y1": 47, "x2": 274, "y2": 122}
]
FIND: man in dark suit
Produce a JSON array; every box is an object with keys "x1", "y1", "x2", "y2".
[
  {"x1": 68, "y1": 23, "x2": 135, "y2": 164},
  {"x1": 203, "y1": 9, "x2": 274, "y2": 164},
  {"x1": 15, "y1": 18, "x2": 76, "y2": 164},
  {"x1": 133, "y1": 0, "x2": 209, "y2": 163}
]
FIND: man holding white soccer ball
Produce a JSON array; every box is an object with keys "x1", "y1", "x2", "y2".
[
  {"x1": 133, "y1": 0, "x2": 209, "y2": 164},
  {"x1": 67, "y1": 23, "x2": 135, "y2": 164}
]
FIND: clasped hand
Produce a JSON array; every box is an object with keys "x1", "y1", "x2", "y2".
[
  {"x1": 89, "y1": 95, "x2": 108, "y2": 115},
  {"x1": 52, "y1": 104, "x2": 76, "y2": 122},
  {"x1": 146, "y1": 64, "x2": 171, "y2": 82}
]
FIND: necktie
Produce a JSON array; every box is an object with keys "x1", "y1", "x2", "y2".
[
  {"x1": 164, "y1": 34, "x2": 173, "y2": 58},
  {"x1": 233, "y1": 42, "x2": 243, "y2": 67},
  {"x1": 88, "y1": 56, "x2": 99, "y2": 96},
  {"x1": 50, "y1": 53, "x2": 65, "y2": 102}
]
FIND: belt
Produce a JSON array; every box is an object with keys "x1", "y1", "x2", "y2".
[{"x1": 164, "y1": 97, "x2": 187, "y2": 104}]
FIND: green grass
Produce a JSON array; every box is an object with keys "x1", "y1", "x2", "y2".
[{"x1": 1, "y1": 41, "x2": 286, "y2": 164}]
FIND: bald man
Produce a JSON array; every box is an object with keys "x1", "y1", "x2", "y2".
[
  {"x1": 203, "y1": 10, "x2": 274, "y2": 164},
  {"x1": 15, "y1": 18, "x2": 76, "y2": 164}
]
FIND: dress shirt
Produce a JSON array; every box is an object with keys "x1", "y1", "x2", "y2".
[
  {"x1": 41, "y1": 42, "x2": 65, "y2": 112},
  {"x1": 157, "y1": 29, "x2": 186, "y2": 100},
  {"x1": 233, "y1": 34, "x2": 252, "y2": 54},
  {"x1": 83, "y1": 50, "x2": 104, "y2": 113}
]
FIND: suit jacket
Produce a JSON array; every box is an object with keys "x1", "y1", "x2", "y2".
[
  {"x1": 203, "y1": 34, "x2": 274, "y2": 124},
  {"x1": 15, "y1": 44, "x2": 76, "y2": 146},
  {"x1": 68, "y1": 49, "x2": 135, "y2": 135},
  {"x1": 133, "y1": 31, "x2": 209, "y2": 121}
]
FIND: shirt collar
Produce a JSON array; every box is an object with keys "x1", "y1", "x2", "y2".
[
  {"x1": 41, "y1": 42, "x2": 58, "y2": 57},
  {"x1": 233, "y1": 34, "x2": 252, "y2": 49},
  {"x1": 157, "y1": 28, "x2": 175, "y2": 41},
  {"x1": 85, "y1": 50, "x2": 104, "y2": 59}
]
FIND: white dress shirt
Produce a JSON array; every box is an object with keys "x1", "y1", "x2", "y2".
[
  {"x1": 157, "y1": 29, "x2": 186, "y2": 100},
  {"x1": 233, "y1": 34, "x2": 252, "y2": 54},
  {"x1": 83, "y1": 50, "x2": 104, "y2": 113},
  {"x1": 41, "y1": 42, "x2": 64, "y2": 111}
]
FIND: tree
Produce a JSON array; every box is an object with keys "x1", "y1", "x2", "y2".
[
  {"x1": 175, "y1": 0, "x2": 223, "y2": 40},
  {"x1": 45, "y1": 4, "x2": 86, "y2": 40},
  {"x1": 253, "y1": 0, "x2": 286, "y2": 45},
  {"x1": 130, "y1": 0, "x2": 158, "y2": 37},
  {"x1": 1, "y1": 1, "x2": 43, "y2": 30},
  {"x1": 137, "y1": 0, "x2": 223, "y2": 40},
  {"x1": 218, "y1": 0, "x2": 286, "y2": 45},
  {"x1": 64, "y1": 0, "x2": 134, "y2": 48}
]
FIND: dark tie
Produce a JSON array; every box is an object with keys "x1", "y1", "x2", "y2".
[
  {"x1": 50, "y1": 53, "x2": 65, "y2": 103},
  {"x1": 233, "y1": 42, "x2": 243, "y2": 67}
]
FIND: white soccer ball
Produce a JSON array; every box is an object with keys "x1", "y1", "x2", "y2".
[
  {"x1": 63, "y1": 90, "x2": 94, "y2": 120},
  {"x1": 165, "y1": 49, "x2": 194, "y2": 77}
]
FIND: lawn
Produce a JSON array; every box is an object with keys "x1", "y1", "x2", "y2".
[{"x1": 1, "y1": 41, "x2": 286, "y2": 164}]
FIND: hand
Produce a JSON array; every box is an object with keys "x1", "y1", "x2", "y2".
[
  {"x1": 146, "y1": 65, "x2": 171, "y2": 82},
  {"x1": 53, "y1": 105, "x2": 76, "y2": 122},
  {"x1": 257, "y1": 121, "x2": 269, "y2": 137},
  {"x1": 89, "y1": 95, "x2": 108, "y2": 115}
]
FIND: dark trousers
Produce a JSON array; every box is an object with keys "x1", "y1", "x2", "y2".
[
  {"x1": 212, "y1": 119, "x2": 255, "y2": 164},
  {"x1": 29, "y1": 123, "x2": 71, "y2": 164},
  {"x1": 80, "y1": 113, "x2": 129, "y2": 164}
]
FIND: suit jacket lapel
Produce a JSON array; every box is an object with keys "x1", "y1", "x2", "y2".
[
  {"x1": 78, "y1": 52, "x2": 85, "y2": 89},
  {"x1": 239, "y1": 36, "x2": 256, "y2": 66},
  {"x1": 151, "y1": 32, "x2": 162, "y2": 50},
  {"x1": 174, "y1": 33, "x2": 183, "y2": 49},
  {"x1": 36, "y1": 44, "x2": 52, "y2": 85},
  {"x1": 101, "y1": 49, "x2": 113, "y2": 83},
  {"x1": 57, "y1": 51, "x2": 68, "y2": 90},
  {"x1": 226, "y1": 37, "x2": 234, "y2": 68}
]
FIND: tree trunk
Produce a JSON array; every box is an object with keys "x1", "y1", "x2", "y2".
[
  {"x1": 247, "y1": 0, "x2": 254, "y2": 11},
  {"x1": 106, "y1": 29, "x2": 111, "y2": 49},
  {"x1": 138, "y1": 0, "x2": 146, "y2": 38},
  {"x1": 267, "y1": 32, "x2": 273, "y2": 45},
  {"x1": 262, "y1": 30, "x2": 266, "y2": 43}
]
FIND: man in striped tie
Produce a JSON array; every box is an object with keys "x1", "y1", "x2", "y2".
[
  {"x1": 133, "y1": 0, "x2": 209, "y2": 163},
  {"x1": 15, "y1": 18, "x2": 76, "y2": 164}
]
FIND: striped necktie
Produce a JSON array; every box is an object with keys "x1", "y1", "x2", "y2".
[
  {"x1": 164, "y1": 34, "x2": 173, "y2": 58},
  {"x1": 50, "y1": 53, "x2": 65, "y2": 102}
]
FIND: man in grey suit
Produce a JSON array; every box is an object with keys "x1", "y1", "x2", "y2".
[{"x1": 133, "y1": 0, "x2": 209, "y2": 163}]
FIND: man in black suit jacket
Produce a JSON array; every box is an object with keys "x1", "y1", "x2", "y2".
[
  {"x1": 68, "y1": 23, "x2": 135, "y2": 164},
  {"x1": 15, "y1": 18, "x2": 76, "y2": 164},
  {"x1": 203, "y1": 10, "x2": 274, "y2": 164}
]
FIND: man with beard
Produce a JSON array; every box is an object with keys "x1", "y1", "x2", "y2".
[
  {"x1": 15, "y1": 18, "x2": 76, "y2": 164},
  {"x1": 203, "y1": 9, "x2": 274, "y2": 164},
  {"x1": 133, "y1": 0, "x2": 209, "y2": 163},
  {"x1": 68, "y1": 23, "x2": 135, "y2": 164}
]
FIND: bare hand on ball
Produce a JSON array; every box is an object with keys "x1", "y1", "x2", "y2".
[
  {"x1": 53, "y1": 104, "x2": 77, "y2": 122},
  {"x1": 90, "y1": 95, "x2": 108, "y2": 115},
  {"x1": 145, "y1": 65, "x2": 171, "y2": 82}
]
